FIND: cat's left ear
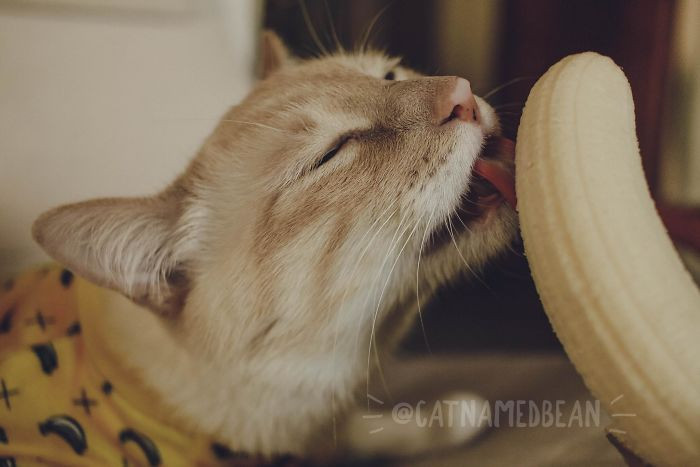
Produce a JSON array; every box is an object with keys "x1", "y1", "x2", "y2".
[
  {"x1": 32, "y1": 187, "x2": 193, "y2": 316},
  {"x1": 260, "y1": 30, "x2": 292, "y2": 78}
]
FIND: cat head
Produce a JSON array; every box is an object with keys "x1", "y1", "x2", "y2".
[{"x1": 33, "y1": 32, "x2": 516, "y2": 344}]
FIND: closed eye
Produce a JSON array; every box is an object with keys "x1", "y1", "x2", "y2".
[{"x1": 312, "y1": 136, "x2": 351, "y2": 170}]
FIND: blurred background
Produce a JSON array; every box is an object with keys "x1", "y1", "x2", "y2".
[{"x1": 0, "y1": 1, "x2": 698, "y2": 464}]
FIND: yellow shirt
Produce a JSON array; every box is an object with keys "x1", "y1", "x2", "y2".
[{"x1": 0, "y1": 265, "x2": 281, "y2": 466}]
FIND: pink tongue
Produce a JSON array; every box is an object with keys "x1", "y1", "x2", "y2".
[{"x1": 473, "y1": 137, "x2": 517, "y2": 209}]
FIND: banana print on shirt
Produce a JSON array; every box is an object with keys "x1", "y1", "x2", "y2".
[{"x1": 0, "y1": 265, "x2": 303, "y2": 467}]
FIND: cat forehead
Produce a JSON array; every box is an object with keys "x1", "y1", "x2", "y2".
[
  {"x1": 330, "y1": 52, "x2": 403, "y2": 77},
  {"x1": 273, "y1": 52, "x2": 405, "y2": 87},
  {"x1": 238, "y1": 53, "x2": 407, "y2": 128}
]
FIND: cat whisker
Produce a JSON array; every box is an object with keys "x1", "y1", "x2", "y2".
[
  {"x1": 458, "y1": 193, "x2": 507, "y2": 209},
  {"x1": 356, "y1": 212, "x2": 408, "y2": 408},
  {"x1": 218, "y1": 120, "x2": 287, "y2": 133},
  {"x1": 366, "y1": 214, "x2": 421, "y2": 405},
  {"x1": 415, "y1": 209, "x2": 435, "y2": 354},
  {"x1": 496, "y1": 110, "x2": 523, "y2": 116},
  {"x1": 156, "y1": 117, "x2": 287, "y2": 134},
  {"x1": 359, "y1": 1, "x2": 393, "y2": 54},
  {"x1": 454, "y1": 208, "x2": 475, "y2": 233},
  {"x1": 300, "y1": 0, "x2": 330, "y2": 57},
  {"x1": 504, "y1": 241, "x2": 525, "y2": 258},
  {"x1": 463, "y1": 199, "x2": 502, "y2": 209},
  {"x1": 495, "y1": 112, "x2": 523, "y2": 118},
  {"x1": 372, "y1": 335, "x2": 391, "y2": 403},
  {"x1": 322, "y1": 0, "x2": 344, "y2": 54},
  {"x1": 482, "y1": 76, "x2": 535, "y2": 100},
  {"x1": 357, "y1": 209, "x2": 410, "y2": 353},
  {"x1": 330, "y1": 200, "x2": 399, "y2": 444},
  {"x1": 454, "y1": 208, "x2": 520, "y2": 261},
  {"x1": 446, "y1": 216, "x2": 496, "y2": 297},
  {"x1": 493, "y1": 101, "x2": 525, "y2": 111},
  {"x1": 361, "y1": 213, "x2": 411, "y2": 406}
]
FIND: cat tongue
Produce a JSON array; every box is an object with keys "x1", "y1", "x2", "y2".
[{"x1": 473, "y1": 137, "x2": 517, "y2": 209}]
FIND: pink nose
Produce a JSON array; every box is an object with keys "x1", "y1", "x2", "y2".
[{"x1": 437, "y1": 77, "x2": 479, "y2": 124}]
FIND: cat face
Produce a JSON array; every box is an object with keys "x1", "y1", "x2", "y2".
[
  {"x1": 217, "y1": 54, "x2": 499, "y2": 247},
  {"x1": 33, "y1": 33, "x2": 517, "y2": 353},
  {"x1": 175, "y1": 38, "x2": 517, "y2": 350}
]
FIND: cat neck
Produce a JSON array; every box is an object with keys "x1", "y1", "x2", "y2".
[{"x1": 85, "y1": 271, "x2": 400, "y2": 456}]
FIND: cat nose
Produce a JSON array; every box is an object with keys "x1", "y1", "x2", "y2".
[{"x1": 437, "y1": 77, "x2": 479, "y2": 125}]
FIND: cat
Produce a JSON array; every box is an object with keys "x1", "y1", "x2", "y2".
[{"x1": 29, "y1": 31, "x2": 517, "y2": 462}]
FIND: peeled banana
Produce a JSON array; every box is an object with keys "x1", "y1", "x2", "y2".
[{"x1": 516, "y1": 52, "x2": 700, "y2": 466}]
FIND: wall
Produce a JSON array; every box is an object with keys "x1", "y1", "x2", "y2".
[{"x1": 0, "y1": 0, "x2": 258, "y2": 278}]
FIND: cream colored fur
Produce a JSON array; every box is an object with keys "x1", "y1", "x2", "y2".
[{"x1": 32, "y1": 32, "x2": 517, "y2": 460}]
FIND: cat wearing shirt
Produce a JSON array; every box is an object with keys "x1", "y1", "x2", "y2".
[{"x1": 32, "y1": 31, "x2": 517, "y2": 462}]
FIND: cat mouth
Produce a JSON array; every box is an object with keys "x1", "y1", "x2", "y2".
[
  {"x1": 472, "y1": 136, "x2": 517, "y2": 210},
  {"x1": 426, "y1": 136, "x2": 516, "y2": 252},
  {"x1": 456, "y1": 135, "x2": 516, "y2": 222}
]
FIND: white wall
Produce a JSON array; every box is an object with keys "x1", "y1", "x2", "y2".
[{"x1": 0, "y1": 0, "x2": 258, "y2": 278}]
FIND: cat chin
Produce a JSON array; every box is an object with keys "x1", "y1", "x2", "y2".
[{"x1": 420, "y1": 205, "x2": 517, "y2": 291}]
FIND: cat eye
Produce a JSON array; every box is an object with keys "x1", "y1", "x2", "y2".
[
  {"x1": 384, "y1": 70, "x2": 396, "y2": 80},
  {"x1": 313, "y1": 136, "x2": 351, "y2": 170}
]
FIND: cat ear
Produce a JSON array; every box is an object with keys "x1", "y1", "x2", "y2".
[
  {"x1": 261, "y1": 30, "x2": 292, "y2": 78},
  {"x1": 32, "y1": 189, "x2": 192, "y2": 316}
]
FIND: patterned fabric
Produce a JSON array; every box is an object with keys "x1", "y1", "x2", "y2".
[{"x1": 0, "y1": 265, "x2": 302, "y2": 466}]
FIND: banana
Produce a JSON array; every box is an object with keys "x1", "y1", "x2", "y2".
[
  {"x1": 30, "y1": 343, "x2": 58, "y2": 375},
  {"x1": 515, "y1": 52, "x2": 700, "y2": 466},
  {"x1": 119, "y1": 428, "x2": 161, "y2": 466},
  {"x1": 38, "y1": 414, "x2": 87, "y2": 455}
]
